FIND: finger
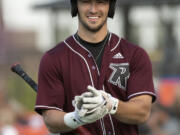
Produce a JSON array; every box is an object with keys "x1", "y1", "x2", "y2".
[
  {"x1": 81, "y1": 92, "x2": 94, "y2": 97},
  {"x1": 87, "y1": 85, "x2": 100, "y2": 96},
  {"x1": 72, "y1": 96, "x2": 80, "y2": 106},
  {"x1": 82, "y1": 96, "x2": 104, "y2": 104},
  {"x1": 75, "y1": 95, "x2": 83, "y2": 102},
  {"x1": 94, "y1": 106, "x2": 108, "y2": 116},
  {"x1": 101, "y1": 106, "x2": 109, "y2": 115},
  {"x1": 82, "y1": 103, "x2": 99, "y2": 109},
  {"x1": 86, "y1": 107, "x2": 100, "y2": 114},
  {"x1": 87, "y1": 106, "x2": 108, "y2": 118},
  {"x1": 78, "y1": 108, "x2": 88, "y2": 117},
  {"x1": 82, "y1": 99, "x2": 106, "y2": 109}
]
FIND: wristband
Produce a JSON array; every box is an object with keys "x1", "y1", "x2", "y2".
[
  {"x1": 109, "y1": 97, "x2": 119, "y2": 114},
  {"x1": 64, "y1": 112, "x2": 84, "y2": 129}
]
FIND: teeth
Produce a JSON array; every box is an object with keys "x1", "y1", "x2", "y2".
[{"x1": 89, "y1": 17, "x2": 98, "y2": 19}]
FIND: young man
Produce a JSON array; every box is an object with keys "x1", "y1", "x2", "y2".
[{"x1": 35, "y1": 0, "x2": 156, "y2": 135}]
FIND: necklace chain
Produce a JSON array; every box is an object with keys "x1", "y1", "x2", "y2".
[
  {"x1": 95, "y1": 35, "x2": 109, "y2": 61},
  {"x1": 76, "y1": 33, "x2": 109, "y2": 61}
]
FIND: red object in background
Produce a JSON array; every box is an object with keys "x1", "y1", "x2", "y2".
[
  {"x1": 158, "y1": 78, "x2": 179, "y2": 107},
  {"x1": 15, "y1": 112, "x2": 49, "y2": 135},
  {"x1": 16, "y1": 124, "x2": 49, "y2": 135}
]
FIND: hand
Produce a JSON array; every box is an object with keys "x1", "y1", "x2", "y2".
[
  {"x1": 64, "y1": 90, "x2": 109, "y2": 129},
  {"x1": 64, "y1": 86, "x2": 119, "y2": 129},
  {"x1": 72, "y1": 95, "x2": 88, "y2": 117},
  {"x1": 72, "y1": 88, "x2": 106, "y2": 117},
  {"x1": 64, "y1": 101, "x2": 108, "y2": 129},
  {"x1": 73, "y1": 85, "x2": 119, "y2": 117},
  {"x1": 84, "y1": 85, "x2": 119, "y2": 115},
  {"x1": 77, "y1": 105, "x2": 108, "y2": 123}
]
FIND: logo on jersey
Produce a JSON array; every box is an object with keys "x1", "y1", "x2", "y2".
[
  {"x1": 109, "y1": 63, "x2": 130, "y2": 90},
  {"x1": 113, "y1": 52, "x2": 124, "y2": 59}
]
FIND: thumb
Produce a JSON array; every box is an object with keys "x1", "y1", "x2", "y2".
[{"x1": 87, "y1": 85, "x2": 99, "y2": 96}]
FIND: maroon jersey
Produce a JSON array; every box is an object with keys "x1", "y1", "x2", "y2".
[{"x1": 35, "y1": 33, "x2": 156, "y2": 135}]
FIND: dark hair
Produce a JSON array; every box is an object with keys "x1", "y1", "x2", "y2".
[{"x1": 70, "y1": 0, "x2": 117, "y2": 18}]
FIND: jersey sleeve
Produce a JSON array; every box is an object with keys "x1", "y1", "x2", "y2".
[
  {"x1": 35, "y1": 53, "x2": 65, "y2": 114},
  {"x1": 127, "y1": 47, "x2": 156, "y2": 102}
]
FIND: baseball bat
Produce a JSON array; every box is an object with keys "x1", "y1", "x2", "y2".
[
  {"x1": 11, "y1": 63, "x2": 93, "y2": 135},
  {"x1": 11, "y1": 63, "x2": 38, "y2": 92}
]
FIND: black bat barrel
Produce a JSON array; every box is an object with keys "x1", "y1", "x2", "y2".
[{"x1": 11, "y1": 63, "x2": 38, "y2": 92}]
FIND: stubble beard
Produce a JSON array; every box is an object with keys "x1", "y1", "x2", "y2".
[{"x1": 78, "y1": 15, "x2": 108, "y2": 33}]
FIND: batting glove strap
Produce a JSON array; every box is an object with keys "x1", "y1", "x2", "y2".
[
  {"x1": 64, "y1": 112, "x2": 85, "y2": 129},
  {"x1": 109, "y1": 97, "x2": 119, "y2": 115}
]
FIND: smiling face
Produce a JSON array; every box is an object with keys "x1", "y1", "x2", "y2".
[{"x1": 77, "y1": 0, "x2": 109, "y2": 33}]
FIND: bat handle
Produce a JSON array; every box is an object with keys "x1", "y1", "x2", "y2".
[
  {"x1": 22, "y1": 73, "x2": 38, "y2": 91},
  {"x1": 11, "y1": 63, "x2": 38, "y2": 92}
]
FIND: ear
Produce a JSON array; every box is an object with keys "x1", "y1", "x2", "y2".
[
  {"x1": 71, "y1": 0, "x2": 78, "y2": 17},
  {"x1": 108, "y1": 0, "x2": 116, "y2": 18}
]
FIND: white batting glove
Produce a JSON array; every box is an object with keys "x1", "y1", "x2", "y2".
[
  {"x1": 72, "y1": 90, "x2": 106, "y2": 117},
  {"x1": 85, "y1": 85, "x2": 119, "y2": 115},
  {"x1": 72, "y1": 95, "x2": 87, "y2": 117},
  {"x1": 64, "y1": 103, "x2": 108, "y2": 129}
]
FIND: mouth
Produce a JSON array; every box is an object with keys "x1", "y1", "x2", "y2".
[{"x1": 88, "y1": 16, "x2": 100, "y2": 22}]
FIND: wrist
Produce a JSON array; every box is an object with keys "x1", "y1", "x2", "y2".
[
  {"x1": 64, "y1": 112, "x2": 84, "y2": 129},
  {"x1": 109, "y1": 97, "x2": 119, "y2": 115}
]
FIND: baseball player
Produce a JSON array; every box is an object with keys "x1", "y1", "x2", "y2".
[{"x1": 35, "y1": 0, "x2": 156, "y2": 135}]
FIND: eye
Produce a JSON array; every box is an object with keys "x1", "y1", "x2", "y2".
[
  {"x1": 96, "y1": 0, "x2": 107, "y2": 3},
  {"x1": 79, "y1": 0, "x2": 90, "y2": 3}
]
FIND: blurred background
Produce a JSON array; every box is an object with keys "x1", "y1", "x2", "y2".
[{"x1": 0, "y1": 0, "x2": 180, "y2": 135}]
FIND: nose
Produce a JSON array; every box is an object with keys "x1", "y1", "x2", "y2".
[{"x1": 89, "y1": 2, "x2": 98, "y2": 14}]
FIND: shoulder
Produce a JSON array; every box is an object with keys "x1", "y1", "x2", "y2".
[
  {"x1": 120, "y1": 39, "x2": 152, "y2": 69},
  {"x1": 39, "y1": 35, "x2": 74, "y2": 67},
  {"x1": 110, "y1": 33, "x2": 151, "y2": 64},
  {"x1": 113, "y1": 33, "x2": 149, "y2": 60},
  {"x1": 110, "y1": 33, "x2": 141, "y2": 53},
  {"x1": 39, "y1": 36, "x2": 73, "y2": 75},
  {"x1": 121, "y1": 38, "x2": 148, "y2": 56},
  {"x1": 123, "y1": 39, "x2": 151, "y2": 66},
  {"x1": 110, "y1": 33, "x2": 144, "y2": 50},
  {"x1": 48, "y1": 36, "x2": 73, "y2": 56},
  {"x1": 42, "y1": 35, "x2": 76, "y2": 60},
  {"x1": 124, "y1": 38, "x2": 147, "y2": 55}
]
